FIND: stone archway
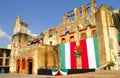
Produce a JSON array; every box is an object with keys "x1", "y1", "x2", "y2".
[
  {"x1": 16, "y1": 60, "x2": 20, "y2": 73},
  {"x1": 27, "y1": 57, "x2": 34, "y2": 74}
]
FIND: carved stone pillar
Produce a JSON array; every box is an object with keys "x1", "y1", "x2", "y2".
[{"x1": 90, "y1": 0, "x2": 97, "y2": 13}]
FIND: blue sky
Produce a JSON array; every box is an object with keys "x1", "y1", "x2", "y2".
[{"x1": 0, "y1": 0, "x2": 120, "y2": 48}]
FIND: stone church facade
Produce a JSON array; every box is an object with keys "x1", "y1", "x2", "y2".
[{"x1": 10, "y1": 0, "x2": 120, "y2": 74}]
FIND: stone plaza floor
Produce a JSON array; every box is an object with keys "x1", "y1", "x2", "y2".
[{"x1": 0, "y1": 70, "x2": 120, "y2": 78}]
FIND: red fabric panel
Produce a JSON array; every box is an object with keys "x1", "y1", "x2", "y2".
[
  {"x1": 70, "y1": 42, "x2": 76, "y2": 69},
  {"x1": 37, "y1": 39, "x2": 40, "y2": 43},
  {"x1": 80, "y1": 40, "x2": 89, "y2": 69}
]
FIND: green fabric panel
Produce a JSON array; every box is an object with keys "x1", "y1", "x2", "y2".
[
  {"x1": 118, "y1": 32, "x2": 120, "y2": 41},
  {"x1": 60, "y1": 69, "x2": 68, "y2": 72},
  {"x1": 93, "y1": 37, "x2": 100, "y2": 68},
  {"x1": 60, "y1": 44, "x2": 65, "y2": 69},
  {"x1": 52, "y1": 69, "x2": 58, "y2": 72}
]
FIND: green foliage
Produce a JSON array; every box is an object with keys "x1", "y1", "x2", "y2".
[
  {"x1": 74, "y1": 52, "x2": 81, "y2": 58},
  {"x1": 85, "y1": 23, "x2": 92, "y2": 28},
  {"x1": 107, "y1": 61, "x2": 116, "y2": 67},
  {"x1": 108, "y1": 6, "x2": 114, "y2": 11},
  {"x1": 112, "y1": 10, "x2": 120, "y2": 32},
  {"x1": 114, "y1": 12, "x2": 120, "y2": 21},
  {"x1": 116, "y1": 12, "x2": 120, "y2": 21}
]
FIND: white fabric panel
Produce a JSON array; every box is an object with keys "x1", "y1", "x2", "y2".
[
  {"x1": 65, "y1": 43, "x2": 71, "y2": 69},
  {"x1": 86, "y1": 38, "x2": 96, "y2": 68}
]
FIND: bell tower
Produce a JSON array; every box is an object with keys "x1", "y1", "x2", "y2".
[
  {"x1": 14, "y1": 16, "x2": 28, "y2": 35},
  {"x1": 12, "y1": 16, "x2": 28, "y2": 49},
  {"x1": 14, "y1": 16, "x2": 21, "y2": 34},
  {"x1": 10, "y1": 16, "x2": 29, "y2": 73}
]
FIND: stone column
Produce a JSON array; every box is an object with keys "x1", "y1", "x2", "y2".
[
  {"x1": 62, "y1": 13, "x2": 69, "y2": 25},
  {"x1": 87, "y1": 27, "x2": 91, "y2": 38},
  {"x1": 82, "y1": 4, "x2": 88, "y2": 17},
  {"x1": 90, "y1": 0, "x2": 97, "y2": 13},
  {"x1": 74, "y1": 8, "x2": 80, "y2": 20},
  {"x1": 20, "y1": 59, "x2": 22, "y2": 73}
]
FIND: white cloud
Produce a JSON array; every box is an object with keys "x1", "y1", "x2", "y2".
[
  {"x1": 28, "y1": 29, "x2": 31, "y2": 34},
  {"x1": 0, "y1": 27, "x2": 11, "y2": 40},
  {"x1": 28, "y1": 29, "x2": 38, "y2": 36}
]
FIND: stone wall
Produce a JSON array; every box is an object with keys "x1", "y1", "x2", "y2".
[
  {"x1": 10, "y1": 0, "x2": 120, "y2": 74},
  {"x1": 13, "y1": 44, "x2": 58, "y2": 74}
]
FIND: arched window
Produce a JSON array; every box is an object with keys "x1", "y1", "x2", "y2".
[
  {"x1": 69, "y1": 36, "x2": 74, "y2": 42},
  {"x1": 81, "y1": 33, "x2": 87, "y2": 39},
  {"x1": 92, "y1": 30, "x2": 97, "y2": 37},
  {"x1": 61, "y1": 38, "x2": 66, "y2": 44}
]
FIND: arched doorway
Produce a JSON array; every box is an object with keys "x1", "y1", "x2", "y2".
[
  {"x1": 22, "y1": 59, "x2": 26, "y2": 70},
  {"x1": 27, "y1": 58, "x2": 33, "y2": 74},
  {"x1": 16, "y1": 60, "x2": 20, "y2": 73}
]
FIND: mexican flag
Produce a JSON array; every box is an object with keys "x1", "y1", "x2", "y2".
[
  {"x1": 48, "y1": 29, "x2": 52, "y2": 37},
  {"x1": 80, "y1": 38, "x2": 100, "y2": 69},
  {"x1": 60, "y1": 41, "x2": 76, "y2": 69},
  {"x1": 60, "y1": 38, "x2": 100, "y2": 69}
]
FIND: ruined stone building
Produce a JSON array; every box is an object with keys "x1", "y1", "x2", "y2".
[{"x1": 10, "y1": 0, "x2": 120, "y2": 75}]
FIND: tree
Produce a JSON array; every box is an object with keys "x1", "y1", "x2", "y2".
[
  {"x1": 112, "y1": 11, "x2": 120, "y2": 32},
  {"x1": 108, "y1": 6, "x2": 114, "y2": 11}
]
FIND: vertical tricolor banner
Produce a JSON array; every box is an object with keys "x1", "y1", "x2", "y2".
[
  {"x1": 60, "y1": 42, "x2": 76, "y2": 69},
  {"x1": 80, "y1": 38, "x2": 100, "y2": 69},
  {"x1": 60, "y1": 38, "x2": 100, "y2": 69}
]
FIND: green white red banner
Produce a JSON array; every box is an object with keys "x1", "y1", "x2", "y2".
[{"x1": 60, "y1": 37, "x2": 100, "y2": 69}]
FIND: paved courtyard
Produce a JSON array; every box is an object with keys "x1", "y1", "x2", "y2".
[{"x1": 0, "y1": 70, "x2": 120, "y2": 78}]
